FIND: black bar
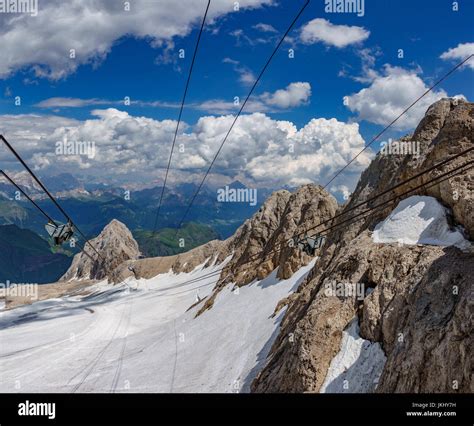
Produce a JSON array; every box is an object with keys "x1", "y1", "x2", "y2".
[{"x1": 0, "y1": 393, "x2": 471, "y2": 425}]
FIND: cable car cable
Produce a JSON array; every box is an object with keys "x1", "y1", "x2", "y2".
[
  {"x1": 173, "y1": 0, "x2": 310, "y2": 235},
  {"x1": 0, "y1": 134, "x2": 104, "y2": 262},
  {"x1": 322, "y1": 54, "x2": 473, "y2": 190},
  {"x1": 151, "y1": 0, "x2": 211, "y2": 237}
]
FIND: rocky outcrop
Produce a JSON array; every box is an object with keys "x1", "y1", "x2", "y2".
[
  {"x1": 252, "y1": 231, "x2": 472, "y2": 393},
  {"x1": 251, "y1": 98, "x2": 473, "y2": 393},
  {"x1": 414, "y1": 99, "x2": 474, "y2": 239},
  {"x1": 194, "y1": 184, "x2": 338, "y2": 315},
  {"x1": 216, "y1": 185, "x2": 337, "y2": 286},
  {"x1": 61, "y1": 219, "x2": 141, "y2": 281},
  {"x1": 364, "y1": 245, "x2": 473, "y2": 393}
]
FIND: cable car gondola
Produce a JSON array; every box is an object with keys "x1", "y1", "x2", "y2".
[
  {"x1": 294, "y1": 233, "x2": 325, "y2": 256},
  {"x1": 45, "y1": 221, "x2": 75, "y2": 246}
]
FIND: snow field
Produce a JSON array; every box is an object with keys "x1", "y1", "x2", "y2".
[{"x1": 0, "y1": 258, "x2": 315, "y2": 393}]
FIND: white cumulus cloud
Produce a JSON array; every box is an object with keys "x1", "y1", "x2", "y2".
[
  {"x1": 0, "y1": 110, "x2": 372, "y2": 192},
  {"x1": 344, "y1": 65, "x2": 448, "y2": 130},
  {"x1": 261, "y1": 82, "x2": 312, "y2": 108},
  {"x1": 0, "y1": 0, "x2": 273, "y2": 79},
  {"x1": 440, "y1": 42, "x2": 474, "y2": 70},
  {"x1": 253, "y1": 23, "x2": 278, "y2": 33},
  {"x1": 193, "y1": 81, "x2": 312, "y2": 113},
  {"x1": 300, "y1": 18, "x2": 369, "y2": 48},
  {"x1": 246, "y1": 117, "x2": 372, "y2": 187}
]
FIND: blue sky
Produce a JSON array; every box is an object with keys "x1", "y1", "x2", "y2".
[{"x1": 0, "y1": 0, "x2": 473, "y2": 196}]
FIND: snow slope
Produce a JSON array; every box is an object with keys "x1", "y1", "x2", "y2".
[
  {"x1": 372, "y1": 195, "x2": 469, "y2": 248},
  {"x1": 0, "y1": 258, "x2": 315, "y2": 393},
  {"x1": 320, "y1": 319, "x2": 386, "y2": 393}
]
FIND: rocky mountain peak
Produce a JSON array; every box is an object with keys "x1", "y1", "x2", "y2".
[
  {"x1": 412, "y1": 97, "x2": 467, "y2": 144},
  {"x1": 97, "y1": 219, "x2": 133, "y2": 241},
  {"x1": 61, "y1": 219, "x2": 140, "y2": 281},
  {"x1": 221, "y1": 185, "x2": 337, "y2": 285}
]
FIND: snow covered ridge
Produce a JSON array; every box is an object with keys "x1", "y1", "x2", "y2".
[{"x1": 372, "y1": 195, "x2": 470, "y2": 249}]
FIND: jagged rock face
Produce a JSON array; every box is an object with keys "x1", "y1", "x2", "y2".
[
  {"x1": 328, "y1": 98, "x2": 473, "y2": 248},
  {"x1": 219, "y1": 189, "x2": 292, "y2": 285},
  {"x1": 194, "y1": 185, "x2": 338, "y2": 316},
  {"x1": 416, "y1": 100, "x2": 474, "y2": 239},
  {"x1": 61, "y1": 219, "x2": 140, "y2": 281},
  {"x1": 274, "y1": 185, "x2": 339, "y2": 280},
  {"x1": 412, "y1": 97, "x2": 454, "y2": 144},
  {"x1": 253, "y1": 231, "x2": 472, "y2": 393},
  {"x1": 363, "y1": 244, "x2": 473, "y2": 393},
  {"x1": 317, "y1": 98, "x2": 473, "y2": 278},
  {"x1": 219, "y1": 185, "x2": 337, "y2": 287},
  {"x1": 252, "y1": 98, "x2": 473, "y2": 393}
]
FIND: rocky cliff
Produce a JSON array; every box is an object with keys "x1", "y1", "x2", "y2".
[
  {"x1": 251, "y1": 98, "x2": 473, "y2": 393},
  {"x1": 222, "y1": 184, "x2": 338, "y2": 284},
  {"x1": 193, "y1": 184, "x2": 338, "y2": 315},
  {"x1": 61, "y1": 219, "x2": 141, "y2": 281}
]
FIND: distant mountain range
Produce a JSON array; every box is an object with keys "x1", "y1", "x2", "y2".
[
  {"x1": 0, "y1": 176, "x2": 272, "y2": 240},
  {"x1": 0, "y1": 177, "x2": 273, "y2": 280}
]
